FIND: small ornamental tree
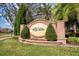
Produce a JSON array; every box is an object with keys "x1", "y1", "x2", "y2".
[
  {"x1": 45, "y1": 23, "x2": 57, "y2": 41},
  {"x1": 21, "y1": 26, "x2": 30, "y2": 39}
]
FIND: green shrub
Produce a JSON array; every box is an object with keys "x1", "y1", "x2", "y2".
[
  {"x1": 67, "y1": 37, "x2": 77, "y2": 42},
  {"x1": 65, "y1": 30, "x2": 75, "y2": 37},
  {"x1": 68, "y1": 32, "x2": 75, "y2": 37},
  {"x1": 45, "y1": 23, "x2": 57, "y2": 41},
  {"x1": 76, "y1": 29, "x2": 79, "y2": 37},
  {"x1": 76, "y1": 38, "x2": 79, "y2": 43},
  {"x1": 67, "y1": 37, "x2": 79, "y2": 44},
  {"x1": 77, "y1": 28, "x2": 79, "y2": 33},
  {"x1": 21, "y1": 26, "x2": 30, "y2": 39}
]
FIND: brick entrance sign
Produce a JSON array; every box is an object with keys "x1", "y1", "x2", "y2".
[
  {"x1": 19, "y1": 19, "x2": 66, "y2": 45},
  {"x1": 27, "y1": 19, "x2": 49, "y2": 40}
]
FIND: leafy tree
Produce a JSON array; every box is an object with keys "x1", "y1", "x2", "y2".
[
  {"x1": 51, "y1": 3, "x2": 79, "y2": 33},
  {"x1": 45, "y1": 23, "x2": 57, "y2": 41},
  {"x1": 25, "y1": 4, "x2": 33, "y2": 24},
  {"x1": 36, "y1": 3, "x2": 52, "y2": 20}
]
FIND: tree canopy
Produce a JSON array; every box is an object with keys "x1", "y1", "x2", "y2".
[
  {"x1": 51, "y1": 4, "x2": 79, "y2": 22},
  {"x1": 51, "y1": 3, "x2": 79, "y2": 33}
]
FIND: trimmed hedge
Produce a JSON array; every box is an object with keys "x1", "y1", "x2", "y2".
[
  {"x1": 21, "y1": 26, "x2": 30, "y2": 39},
  {"x1": 67, "y1": 37, "x2": 79, "y2": 45},
  {"x1": 45, "y1": 23, "x2": 57, "y2": 41}
]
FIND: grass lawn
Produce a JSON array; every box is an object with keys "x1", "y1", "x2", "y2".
[
  {"x1": 0, "y1": 38, "x2": 79, "y2": 56},
  {"x1": 0, "y1": 32, "x2": 11, "y2": 36},
  {"x1": 0, "y1": 32, "x2": 7, "y2": 36}
]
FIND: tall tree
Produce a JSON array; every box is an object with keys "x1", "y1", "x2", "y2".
[
  {"x1": 36, "y1": 3, "x2": 52, "y2": 20},
  {"x1": 14, "y1": 4, "x2": 27, "y2": 35},
  {"x1": 25, "y1": 3, "x2": 34, "y2": 24}
]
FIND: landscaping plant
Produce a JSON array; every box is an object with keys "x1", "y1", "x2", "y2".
[
  {"x1": 67, "y1": 37, "x2": 79, "y2": 45},
  {"x1": 45, "y1": 23, "x2": 57, "y2": 41},
  {"x1": 14, "y1": 4, "x2": 27, "y2": 35},
  {"x1": 21, "y1": 26, "x2": 30, "y2": 39}
]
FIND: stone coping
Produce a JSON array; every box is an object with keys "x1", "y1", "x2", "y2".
[
  {"x1": 27, "y1": 19, "x2": 49, "y2": 28},
  {"x1": 19, "y1": 36, "x2": 66, "y2": 45},
  {"x1": 19, "y1": 38, "x2": 79, "y2": 47}
]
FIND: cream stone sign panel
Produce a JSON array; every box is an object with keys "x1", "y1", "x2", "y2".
[{"x1": 30, "y1": 23, "x2": 47, "y2": 37}]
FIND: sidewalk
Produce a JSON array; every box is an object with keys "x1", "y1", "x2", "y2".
[{"x1": 0, "y1": 34, "x2": 13, "y2": 40}]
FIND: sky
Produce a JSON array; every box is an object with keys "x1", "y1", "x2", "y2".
[
  {"x1": 0, "y1": 7, "x2": 12, "y2": 29},
  {"x1": 0, "y1": 15, "x2": 12, "y2": 29}
]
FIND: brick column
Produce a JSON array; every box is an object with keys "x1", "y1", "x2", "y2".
[
  {"x1": 19, "y1": 24, "x2": 25, "y2": 40},
  {"x1": 20, "y1": 24, "x2": 25, "y2": 34},
  {"x1": 57, "y1": 21, "x2": 66, "y2": 45}
]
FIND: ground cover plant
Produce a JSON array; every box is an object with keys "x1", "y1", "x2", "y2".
[
  {"x1": 21, "y1": 26, "x2": 30, "y2": 39},
  {"x1": 45, "y1": 23, "x2": 57, "y2": 41}
]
